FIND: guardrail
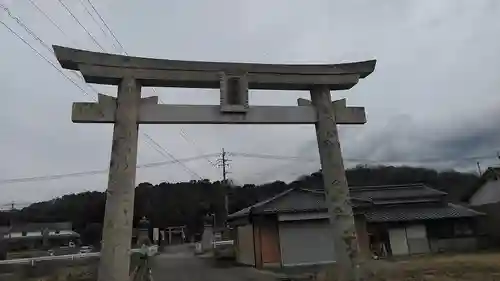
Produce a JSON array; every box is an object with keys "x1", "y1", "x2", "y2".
[{"x1": 0, "y1": 248, "x2": 144, "y2": 265}]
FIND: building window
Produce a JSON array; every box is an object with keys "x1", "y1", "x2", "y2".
[{"x1": 454, "y1": 222, "x2": 473, "y2": 236}]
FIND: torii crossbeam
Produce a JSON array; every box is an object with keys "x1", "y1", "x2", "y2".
[{"x1": 53, "y1": 45, "x2": 376, "y2": 281}]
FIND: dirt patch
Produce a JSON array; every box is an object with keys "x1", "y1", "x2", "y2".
[{"x1": 315, "y1": 253, "x2": 500, "y2": 281}]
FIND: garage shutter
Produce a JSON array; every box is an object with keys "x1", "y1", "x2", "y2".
[{"x1": 279, "y1": 221, "x2": 335, "y2": 266}]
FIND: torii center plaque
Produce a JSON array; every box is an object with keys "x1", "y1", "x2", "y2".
[{"x1": 53, "y1": 45, "x2": 376, "y2": 281}]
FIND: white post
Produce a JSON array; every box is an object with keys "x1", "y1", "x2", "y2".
[
  {"x1": 98, "y1": 77, "x2": 141, "y2": 281},
  {"x1": 310, "y1": 86, "x2": 361, "y2": 281}
]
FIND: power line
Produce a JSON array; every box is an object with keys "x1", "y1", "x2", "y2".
[
  {"x1": 26, "y1": 0, "x2": 81, "y2": 48},
  {"x1": 76, "y1": 0, "x2": 118, "y2": 50},
  {"x1": 66, "y1": 3, "x2": 209, "y2": 180},
  {"x1": 1, "y1": 148, "x2": 498, "y2": 186},
  {"x1": 4, "y1": 4, "x2": 203, "y2": 181},
  {"x1": 25, "y1": 0, "x2": 99, "y2": 93},
  {"x1": 179, "y1": 128, "x2": 219, "y2": 170},
  {"x1": 63, "y1": 0, "x2": 232, "y2": 181},
  {"x1": 56, "y1": 0, "x2": 106, "y2": 51},
  {"x1": 228, "y1": 152, "x2": 316, "y2": 161},
  {"x1": 2, "y1": 3, "x2": 98, "y2": 98},
  {"x1": 68, "y1": 3, "x2": 206, "y2": 180},
  {"x1": 0, "y1": 154, "x2": 218, "y2": 185},
  {"x1": 2, "y1": 3, "x2": 55, "y2": 54},
  {"x1": 227, "y1": 151, "x2": 500, "y2": 164},
  {"x1": 85, "y1": 0, "x2": 125, "y2": 53},
  {"x1": 0, "y1": 20, "x2": 91, "y2": 98},
  {"x1": 68, "y1": 0, "x2": 211, "y2": 180},
  {"x1": 142, "y1": 134, "x2": 204, "y2": 180}
]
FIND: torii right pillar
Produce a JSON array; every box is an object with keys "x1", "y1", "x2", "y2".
[{"x1": 311, "y1": 86, "x2": 363, "y2": 281}]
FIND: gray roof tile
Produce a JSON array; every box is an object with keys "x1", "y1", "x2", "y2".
[
  {"x1": 228, "y1": 188, "x2": 370, "y2": 219},
  {"x1": 350, "y1": 183, "x2": 446, "y2": 202},
  {"x1": 228, "y1": 184, "x2": 483, "y2": 223},
  {"x1": 364, "y1": 203, "x2": 484, "y2": 222}
]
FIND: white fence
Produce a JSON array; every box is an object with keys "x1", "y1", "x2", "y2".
[{"x1": 0, "y1": 248, "x2": 146, "y2": 265}]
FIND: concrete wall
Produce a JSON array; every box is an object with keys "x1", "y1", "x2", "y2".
[
  {"x1": 470, "y1": 179, "x2": 500, "y2": 206},
  {"x1": 0, "y1": 253, "x2": 142, "y2": 281},
  {"x1": 471, "y1": 203, "x2": 500, "y2": 246},
  {"x1": 429, "y1": 237, "x2": 478, "y2": 253}
]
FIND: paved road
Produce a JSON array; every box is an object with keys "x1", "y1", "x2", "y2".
[{"x1": 151, "y1": 244, "x2": 278, "y2": 281}]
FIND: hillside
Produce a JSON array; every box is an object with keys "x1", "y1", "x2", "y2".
[{"x1": 0, "y1": 165, "x2": 479, "y2": 244}]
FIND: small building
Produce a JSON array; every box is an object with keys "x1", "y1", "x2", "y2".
[
  {"x1": 228, "y1": 184, "x2": 483, "y2": 268},
  {"x1": 465, "y1": 167, "x2": 500, "y2": 206},
  {"x1": 0, "y1": 222, "x2": 80, "y2": 257},
  {"x1": 462, "y1": 167, "x2": 500, "y2": 245}
]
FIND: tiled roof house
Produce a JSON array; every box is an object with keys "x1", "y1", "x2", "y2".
[{"x1": 228, "y1": 183, "x2": 483, "y2": 268}]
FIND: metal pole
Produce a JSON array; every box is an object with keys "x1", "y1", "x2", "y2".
[
  {"x1": 98, "y1": 77, "x2": 141, "y2": 281},
  {"x1": 222, "y1": 149, "x2": 229, "y2": 221},
  {"x1": 310, "y1": 86, "x2": 361, "y2": 281}
]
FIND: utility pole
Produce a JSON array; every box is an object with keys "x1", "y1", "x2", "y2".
[
  {"x1": 221, "y1": 149, "x2": 228, "y2": 183},
  {"x1": 217, "y1": 149, "x2": 230, "y2": 226}
]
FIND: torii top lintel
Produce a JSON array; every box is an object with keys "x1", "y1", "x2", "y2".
[{"x1": 53, "y1": 45, "x2": 376, "y2": 90}]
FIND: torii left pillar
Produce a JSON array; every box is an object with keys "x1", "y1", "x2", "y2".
[{"x1": 96, "y1": 77, "x2": 156, "y2": 281}]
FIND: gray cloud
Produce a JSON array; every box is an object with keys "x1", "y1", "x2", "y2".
[{"x1": 1, "y1": 0, "x2": 499, "y2": 204}]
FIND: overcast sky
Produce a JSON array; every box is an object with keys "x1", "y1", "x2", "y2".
[{"x1": 1, "y1": 0, "x2": 499, "y2": 206}]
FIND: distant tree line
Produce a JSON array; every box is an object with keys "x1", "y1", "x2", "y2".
[{"x1": 0, "y1": 165, "x2": 479, "y2": 246}]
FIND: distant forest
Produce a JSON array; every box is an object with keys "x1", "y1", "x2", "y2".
[{"x1": 0, "y1": 165, "x2": 479, "y2": 246}]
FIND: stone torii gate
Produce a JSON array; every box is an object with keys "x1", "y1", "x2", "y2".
[{"x1": 53, "y1": 45, "x2": 376, "y2": 281}]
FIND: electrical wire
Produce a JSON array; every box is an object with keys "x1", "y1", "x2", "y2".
[
  {"x1": 228, "y1": 152, "x2": 316, "y2": 161},
  {"x1": 0, "y1": 154, "x2": 218, "y2": 185},
  {"x1": 179, "y1": 128, "x2": 219, "y2": 170},
  {"x1": 141, "y1": 134, "x2": 204, "y2": 180},
  {"x1": 0, "y1": 20, "x2": 91, "y2": 98},
  {"x1": 68, "y1": 3, "x2": 206, "y2": 179},
  {"x1": 11, "y1": 3, "x2": 497, "y2": 183},
  {"x1": 0, "y1": 147, "x2": 498, "y2": 185},
  {"x1": 56, "y1": 0, "x2": 106, "y2": 52},
  {"x1": 4, "y1": 2, "x2": 98, "y2": 96},
  {"x1": 227, "y1": 151, "x2": 500, "y2": 164},
  {"x1": 85, "y1": 0, "x2": 125, "y2": 54},
  {"x1": 76, "y1": 0, "x2": 118, "y2": 51},
  {"x1": 72, "y1": 0, "x2": 214, "y2": 178},
  {"x1": 5, "y1": 3, "x2": 204, "y2": 180},
  {"x1": 26, "y1": 0, "x2": 82, "y2": 48}
]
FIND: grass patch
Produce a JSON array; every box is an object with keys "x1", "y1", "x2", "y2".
[{"x1": 316, "y1": 252, "x2": 500, "y2": 281}]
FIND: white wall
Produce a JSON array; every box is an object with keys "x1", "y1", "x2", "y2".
[{"x1": 470, "y1": 179, "x2": 500, "y2": 206}]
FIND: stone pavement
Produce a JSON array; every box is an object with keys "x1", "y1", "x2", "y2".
[{"x1": 151, "y1": 244, "x2": 278, "y2": 281}]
